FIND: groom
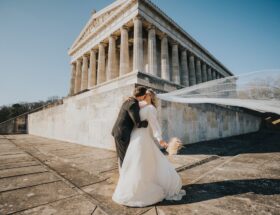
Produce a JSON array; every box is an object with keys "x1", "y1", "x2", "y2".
[{"x1": 112, "y1": 86, "x2": 149, "y2": 167}]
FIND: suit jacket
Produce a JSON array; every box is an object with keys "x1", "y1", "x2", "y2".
[{"x1": 111, "y1": 97, "x2": 147, "y2": 144}]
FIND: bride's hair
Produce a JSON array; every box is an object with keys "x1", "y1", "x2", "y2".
[{"x1": 146, "y1": 89, "x2": 158, "y2": 108}]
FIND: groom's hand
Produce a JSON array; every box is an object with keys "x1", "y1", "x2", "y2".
[{"x1": 140, "y1": 120, "x2": 148, "y2": 128}]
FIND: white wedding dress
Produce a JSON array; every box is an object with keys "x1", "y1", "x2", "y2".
[{"x1": 112, "y1": 104, "x2": 186, "y2": 207}]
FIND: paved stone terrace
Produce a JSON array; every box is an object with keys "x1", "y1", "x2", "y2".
[{"x1": 0, "y1": 129, "x2": 279, "y2": 215}]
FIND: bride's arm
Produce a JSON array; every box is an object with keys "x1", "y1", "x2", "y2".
[{"x1": 148, "y1": 106, "x2": 167, "y2": 148}]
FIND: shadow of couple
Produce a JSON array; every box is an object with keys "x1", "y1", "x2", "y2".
[{"x1": 157, "y1": 178, "x2": 280, "y2": 205}]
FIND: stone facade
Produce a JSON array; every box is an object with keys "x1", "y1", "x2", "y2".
[
  {"x1": 27, "y1": 0, "x2": 262, "y2": 149},
  {"x1": 28, "y1": 72, "x2": 261, "y2": 150},
  {"x1": 28, "y1": 72, "x2": 261, "y2": 149},
  {"x1": 68, "y1": 0, "x2": 233, "y2": 97}
]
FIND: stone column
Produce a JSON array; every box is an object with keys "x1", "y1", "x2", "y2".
[
  {"x1": 172, "y1": 42, "x2": 180, "y2": 84},
  {"x1": 161, "y1": 34, "x2": 170, "y2": 81},
  {"x1": 97, "y1": 43, "x2": 106, "y2": 84},
  {"x1": 202, "y1": 63, "x2": 207, "y2": 82},
  {"x1": 81, "y1": 55, "x2": 89, "y2": 90},
  {"x1": 108, "y1": 35, "x2": 118, "y2": 80},
  {"x1": 69, "y1": 63, "x2": 76, "y2": 95},
  {"x1": 148, "y1": 25, "x2": 157, "y2": 76},
  {"x1": 195, "y1": 59, "x2": 202, "y2": 84},
  {"x1": 120, "y1": 26, "x2": 129, "y2": 76},
  {"x1": 207, "y1": 67, "x2": 213, "y2": 81},
  {"x1": 181, "y1": 50, "x2": 189, "y2": 86},
  {"x1": 89, "y1": 49, "x2": 97, "y2": 87},
  {"x1": 74, "y1": 59, "x2": 82, "y2": 93},
  {"x1": 212, "y1": 70, "x2": 217, "y2": 79},
  {"x1": 188, "y1": 54, "x2": 196, "y2": 86},
  {"x1": 133, "y1": 16, "x2": 143, "y2": 72},
  {"x1": 215, "y1": 73, "x2": 219, "y2": 79}
]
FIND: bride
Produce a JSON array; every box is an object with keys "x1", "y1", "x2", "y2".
[{"x1": 112, "y1": 89, "x2": 186, "y2": 207}]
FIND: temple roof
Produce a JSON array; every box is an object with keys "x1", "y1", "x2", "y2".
[{"x1": 69, "y1": 0, "x2": 233, "y2": 76}]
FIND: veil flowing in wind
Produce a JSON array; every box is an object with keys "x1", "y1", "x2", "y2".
[{"x1": 157, "y1": 70, "x2": 280, "y2": 116}]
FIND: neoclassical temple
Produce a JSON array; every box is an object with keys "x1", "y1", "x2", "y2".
[
  {"x1": 68, "y1": 0, "x2": 233, "y2": 96},
  {"x1": 28, "y1": 0, "x2": 260, "y2": 151}
]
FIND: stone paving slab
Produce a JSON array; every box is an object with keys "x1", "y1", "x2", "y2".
[
  {"x1": 14, "y1": 195, "x2": 96, "y2": 215},
  {"x1": 49, "y1": 147, "x2": 116, "y2": 160},
  {"x1": 197, "y1": 155, "x2": 280, "y2": 183},
  {"x1": 178, "y1": 157, "x2": 228, "y2": 184},
  {"x1": 156, "y1": 130, "x2": 280, "y2": 214},
  {"x1": 92, "y1": 207, "x2": 111, "y2": 215},
  {"x1": 0, "y1": 161, "x2": 40, "y2": 171},
  {"x1": 0, "y1": 139, "x2": 13, "y2": 144},
  {"x1": 0, "y1": 172, "x2": 60, "y2": 192},
  {"x1": 0, "y1": 154, "x2": 35, "y2": 165},
  {"x1": 0, "y1": 151, "x2": 25, "y2": 156},
  {"x1": 0, "y1": 165, "x2": 47, "y2": 179},
  {"x1": 167, "y1": 154, "x2": 211, "y2": 169},
  {"x1": 44, "y1": 160, "x2": 106, "y2": 187},
  {"x1": 0, "y1": 130, "x2": 279, "y2": 215},
  {"x1": 98, "y1": 169, "x2": 119, "y2": 186},
  {"x1": 74, "y1": 158, "x2": 118, "y2": 174},
  {"x1": 142, "y1": 208, "x2": 157, "y2": 215},
  {"x1": 63, "y1": 153, "x2": 117, "y2": 164},
  {"x1": 0, "y1": 181, "x2": 77, "y2": 214},
  {"x1": 0, "y1": 146, "x2": 19, "y2": 153},
  {"x1": 82, "y1": 180, "x2": 151, "y2": 215},
  {"x1": 157, "y1": 196, "x2": 280, "y2": 215},
  {"x1": 32, "y1": 144, "x2": 83, "y2": 153}
]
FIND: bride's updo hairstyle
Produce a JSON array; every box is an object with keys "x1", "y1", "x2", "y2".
[{"x1": 146, "y1": 89, "x2": 158, "y2": 108}]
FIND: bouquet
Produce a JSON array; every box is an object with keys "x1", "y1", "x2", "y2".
[{"x1": 166, "y1": 137, "x2": 184, "y2": 155}]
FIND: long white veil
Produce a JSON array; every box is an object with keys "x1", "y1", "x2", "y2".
[{"x1": 157, "y1": 70, "x2": 280, "y2": 115}]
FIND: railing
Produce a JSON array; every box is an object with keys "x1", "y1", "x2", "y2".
[{"x1": 0, "y1": 99, "x2": 64, "y2": 135}]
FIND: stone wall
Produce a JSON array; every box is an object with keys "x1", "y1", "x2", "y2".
[
  {"x1": 158, "y1": 101, "x2": 261, "y2": 144},
  {"x1": 28, "y1": 73, "x2": 138, "y2": 150},
  {"x1": 28, "y1": 72, "x2": 261, "y2": 150}
]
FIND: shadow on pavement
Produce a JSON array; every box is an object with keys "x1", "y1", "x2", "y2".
[
  {"x1": 179, "y1": 129, "x2": 280, "y2": 156},
  {"x1": 158, "y1": 178, "x2": 280, "y2": 206}
]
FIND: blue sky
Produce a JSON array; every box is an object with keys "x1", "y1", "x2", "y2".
[{"x1": 0, "y1": 0, "x2": 279, "y2": 106}]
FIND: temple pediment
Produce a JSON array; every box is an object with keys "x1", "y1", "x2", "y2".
[{"x1": 70, "y1": 0, "x2": 130, "y2": 53}]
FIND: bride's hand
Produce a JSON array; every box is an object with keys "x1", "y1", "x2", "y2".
[{"x1": 159, "y1": 140, "x2": 168, "y2": 149}]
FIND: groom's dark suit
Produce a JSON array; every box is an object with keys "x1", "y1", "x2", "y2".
[{"x1": 112, "y1": 97, "x2": 148, "y2": 167}]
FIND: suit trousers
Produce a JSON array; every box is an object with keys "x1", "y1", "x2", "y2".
[{"x1": 114, "y1": 137, "x2": 129, "y2": 167}]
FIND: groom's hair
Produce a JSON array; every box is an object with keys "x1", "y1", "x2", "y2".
[{"x1": 133, "y1": 86, "x2": 147, "y2": 97}]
